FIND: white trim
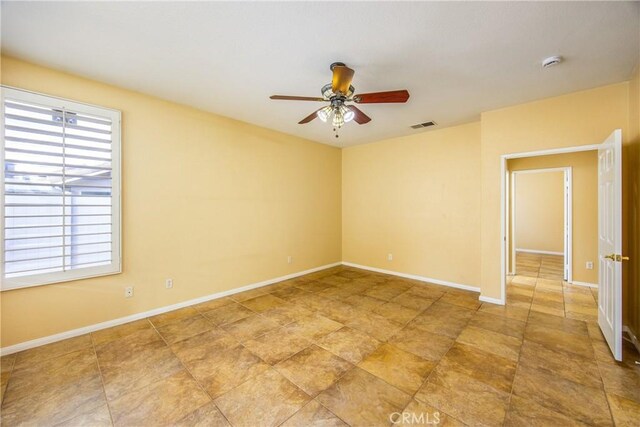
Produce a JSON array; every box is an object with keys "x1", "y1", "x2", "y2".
[
  {"x1": 0, "y1": 262, "x2": 341, "y2": 356},
  {"x1": 504, "y1": 144, "x2": 601, "y2": 159},
  {"x1": 622, "y1": 325, "x2": 640, "y2": 355},
  {"x1": 501, "y1": 144, "x2": 598, "y2": 309},
  {"x1": 570, "y1": 280, "x2": 598, "y2": 288},
  {"x1": 509, "y1": 170, "x2": 515, "y2": 275},
  {"x1": 515, "y1": 249, "x2": 564, "y2": 256},
  {"x1": 341, "y1": 262, "x2": 480, "y2": 293},
  {"x1": 479, "y1": 295, "x2": 505, "y2": 305}
]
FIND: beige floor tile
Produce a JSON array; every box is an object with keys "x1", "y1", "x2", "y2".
[
  {"x1": 530, "y1": 302, "x2": 565, "y2": 317},
  {"x1": 282, "y1": 313, "x2": 344, "y2": 341},
  {"x1": 260, "y1": 303, "x2": 314, "y2": 326},
  {"x1": 109, "y1": 370, "x2": 210, "y2": 426},
  {"x1": 478, "y1": 302, "x2": 530, "y2": 321},
  {"x1": 2, "y1": 348, "x2": 107, "y2": 426},
  {"x1": 276, "y1": 345, "x2": 353, "y2": 396},
  {"x1": 192, "y1": 297, "x2": 234, "y2": 313},
  {"x1": 468, "y1": 311, "x2": 526, "y2": 339},
  {"x1": 54, "y1": 403, "x2": 112, "y2": 427},
  {"x1": 524, "y1": 323, "x2": 593, "y2": 359},
  {"x1": 229, "y1": 286, "x2": 270, "y2": 302},
  {"x1": 407, "y1": 302, "x2": 473, "y2": 339},
  {"x1": 149, "y1": 307, "x2": 199, "y2": 328},
  {"x1": 390, "y1": 324, "x2": 455, "y2": 362},
  {"x1": 606, "y1": 393, "x2": 640, "y2": 427},
  {"x1": 202, "y1": 302, "x2": 254, "y2": 325},
  {"x1": 596, "y1": 361, "x2": 640, "y2": 404},
  {"x1": 373, "y1": 301, "x2": 422, "y2": 325},
  {"x1": 174, "y1": 402, "x2": 230, "y2": 426},
  {"x1": 398, "y1": 399, "x2": 464, "y2": 427},
  {"x1": 504, "y1": 394, "x2": 590, "y2": 427},
  {"x1": 316, "y1": 327, "x2": 381, "y2": 365},
  {"x1": 390, "y1": 290, "x2": 438, "y2": 311},
  {"x1": 271, "y1": 286, "x2": 312, "y2": 300},
  {"x1": 314, "y1": 300, "x2": 362, "y2": 324},
  {"x1": 512, "y1": 364, "x2": 612, "y2": 425},
  {"x1": 439, "y1": 291, "x2": 481, "y2": 310},
  {"x1": 177, "y1": 337, "x2": 269, "y2": 399},
  {"x1": 456, "y1": 325, "x2": 522, "y2": 361},
  {"x1": 435, "y1": 342, "x2": 517, "y2": 394},
  {"x1": 244, "y1": 328, "x2": 311, "y2": 365},
  {"x1": 511, "y1": 275, "x2": 537, "y2": 286},
  {"x1": 362, "y1": 282, "x2": 411, "y2": 301},
  {"x1": 98, "y1": 337, "x2": 183, "y2": 401},
  {"x1": 156, "y1": 314, "x2": 216, "y2": 344},
  {"x1": 13, "y1": 335, "x2": 93, "y2": 370},
  {"x1": 518, "y1": 340, "x2": 602, "y2": 388},
  {"x1": 344, "y1": 309, "x2": 402, "y2": 341},
  {"x1": 214, "y1": 369, "x2": 309, "y2": 427},
  {"x1": 281, "y1": 399, "x2": 347, "y2": 427},
  {"x1": 359, "y1": 343, "x2": 435, "y2": 395},
  {"x1": 240, "y1": 294, "x2": 287, "y2": 312},
  {"x1": 342, "y1": 294, "x2": 386, "y2": 311},
  {"x1": 220, "y1": 313, "x2": 279, "y2": 341},
  {"x1": 527, "y1": 310, "x2": 589, "y2": 336},
  {"x1": 91, "y1": 319, "x2": 153, "y2": 346},
  {"x1": 415, "y1": 363, "x2": 510, "y2": 426},
  {"x1": 317, "y1": 367, "x2": 411, "y2": 427}
]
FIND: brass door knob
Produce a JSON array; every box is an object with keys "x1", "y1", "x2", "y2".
[
  {"x1": 621, "y1": 256, "x2": 630, "y2": 261},
  {"x1": 604, "y1": 254, "x2": 616, "y2": 260}
]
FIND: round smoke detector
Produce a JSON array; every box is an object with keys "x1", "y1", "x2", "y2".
[{"x1": 542, "y1": 55, "x2": 563, "y2": 68}]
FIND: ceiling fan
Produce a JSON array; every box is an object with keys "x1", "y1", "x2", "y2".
[{"x1": 270, "y1": 62, "x2": 410, "y2": 138}]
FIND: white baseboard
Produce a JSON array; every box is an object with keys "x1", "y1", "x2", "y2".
[
  {"x1": 0, "y1": 262, "x2": 341, "y2": 356},
  {"x1": 622, "y1": 325, "x2": 640, "y2": 355},
  {"x1": 341, "y1": 262, "x2": 480, "y2": 293},
  {"x1": 570, "y1": 280, "x2": 598, "y2": 288},
  {"x1": 479, "y1": 295, "x2": 505, "y2": 305},
  {"x1": 516, "y1": 248, "x2": 564, "y2": 256}
]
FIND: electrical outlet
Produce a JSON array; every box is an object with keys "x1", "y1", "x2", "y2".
[
  {"x1": 586, "y1": 261, "x2": 593, "y2": 270},
  {"x1": 165, "y1": 278, "x2": 173, "y2": 289},
  {"x1": 125, "y1": 286, "x2": 134, "y2": 298},
  {"x1": 387, "y1": 253, "x2": 393, "y2": 261},
  {"x1": 287, "y1": 256, "x2": 292, "y2": 264}
]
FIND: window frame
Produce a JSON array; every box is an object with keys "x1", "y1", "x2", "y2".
[{"x1": 1, "y1": 86, "x2": 122, "y2": 291}]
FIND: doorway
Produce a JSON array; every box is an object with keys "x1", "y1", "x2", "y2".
[{"x1": 509, "y1": 167, "x2": 572, "y2": 282}]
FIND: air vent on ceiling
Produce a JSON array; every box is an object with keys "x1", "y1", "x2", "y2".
[{"x1": 410, "y1": 121, "x2": 437, "y2": 129}]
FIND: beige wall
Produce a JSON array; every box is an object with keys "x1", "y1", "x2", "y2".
[
  {"x1": 480, "y1": 83, "x2": 630, "y2": 301},
  {"x1": 513, "y1": 171, "x2": 565, "y2": 254},
  {"x1": 342, "y1": 122, "x2": 482, "y2": 288},
  {"x1": 2, "y1": 57, "x2": 639, "y2": 350},
  {"x1": 509, "y1": 152, "x2": 599, "y2": 284},
  {"x1": 0, "y1": 57, "x2": 342, "y2": 347}
]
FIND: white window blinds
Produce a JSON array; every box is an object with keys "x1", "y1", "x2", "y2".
[{"x1": 1, "y1": 87, "x2": 121, "y2": 290}]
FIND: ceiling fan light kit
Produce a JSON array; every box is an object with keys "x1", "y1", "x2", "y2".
[{"x1": 270, "y1": 62, "x2": 410, "y2": 138}]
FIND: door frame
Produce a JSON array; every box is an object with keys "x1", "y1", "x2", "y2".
[
  {"x1": 509, "y1": 167, "x2": 572, "y2": 282},
  {"x1": 500, "y1": 143, "x2": 600, "y2": 304}
]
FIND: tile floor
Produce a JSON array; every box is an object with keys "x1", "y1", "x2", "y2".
[
  {"x1": 510, "y1": 252, "x2": 599, "y2": 321},
  {"x1": 1, "y1": 263, "x2": 639, "y2": 426}
]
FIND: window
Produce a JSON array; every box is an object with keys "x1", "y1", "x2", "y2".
[{"x1": 1, "y1": 87, "x2": 121, "y2": 290}]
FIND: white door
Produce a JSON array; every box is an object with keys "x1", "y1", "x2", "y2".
[{"x1": 598, "y1": 129, "x2": 623, "y2": 361}]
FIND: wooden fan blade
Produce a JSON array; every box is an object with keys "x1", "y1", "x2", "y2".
[
  {"x1": 353, "y1": 90, "x2": 410, "y2": 104},
  {"x1": 270, "y1": 95, "x2": 325, "y2": 101},
  {"x1": 347, "y1": 105, "x2": 371, "y2": 124},
  {"x1": 298, "y1": 108, "x2": 323, "y2": 124},
  {"x1": 332, "y1": 66, "x2": 355, "y2": 95}
]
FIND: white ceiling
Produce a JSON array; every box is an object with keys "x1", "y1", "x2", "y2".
[{"x1": 2, "y1": 1, "x2": 639, "y2": 147}]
